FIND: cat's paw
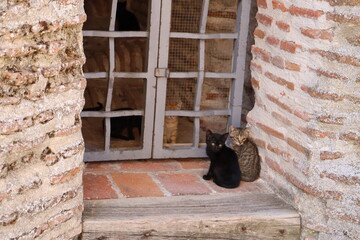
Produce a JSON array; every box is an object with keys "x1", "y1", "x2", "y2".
[{"x1": 203, "y1": 174, "x2": 211, "y2": 180}]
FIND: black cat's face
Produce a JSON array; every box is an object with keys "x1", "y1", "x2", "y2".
[{"x1": 206, "y1": 130, "x2": 228, "y2": 153}]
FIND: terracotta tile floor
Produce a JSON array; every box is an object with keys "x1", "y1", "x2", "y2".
[{"x1": 83, "y1": 158, "x2": 271, "y2": 200}]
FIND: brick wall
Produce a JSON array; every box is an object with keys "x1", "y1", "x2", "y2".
[
  {"x1": 0, "y1": 1, "x2": 86, "y2": 239},
  {"x1": 248, "y1": 0, "x2": 360, "y2": 239}
]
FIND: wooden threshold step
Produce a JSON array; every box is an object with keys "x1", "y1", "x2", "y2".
[{"x1": 82, "y1": 193, "x2": 300, "y2": 240}]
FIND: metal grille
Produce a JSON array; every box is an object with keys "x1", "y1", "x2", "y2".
[
  {"x1": 170, "y1": 0, "x2": 202, "y2": 33},
  {"x1": 168, "y1": 38, "x2": 199, "y2": 72},
  {"x1": 166, "y1": 78, "x2": 196, "y2": 110},
  {"x1": 205, "y1": 39, "x2": 235, "y2": 73},
  {"x1": 206, "y1": 0, "x2": 238, "y2": 33},
  {"x1": 200, "y1": 78, "x2": 231, "y2": 110}
]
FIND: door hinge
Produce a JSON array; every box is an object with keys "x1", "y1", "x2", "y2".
[{"x1": 154, "y1": 68, "x2": 170, "y2": 78}]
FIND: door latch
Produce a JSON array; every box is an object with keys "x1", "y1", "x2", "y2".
[{"x1": 154, "y1": 68, "x2": 170, "y2": 78}]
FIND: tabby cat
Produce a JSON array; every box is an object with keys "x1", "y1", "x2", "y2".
[
  {"x1": 163, "y1": 102, "x2": 182, "y2": 144},
  {"x1": 83, "y1": 102, "x2": 142, "y2": 140},
  {"x1": 229, "y1": 125, "x2": 260, "y2": 182},
  {"x1": 203, "y1": 130, "x2": 241, "y2": 189}
]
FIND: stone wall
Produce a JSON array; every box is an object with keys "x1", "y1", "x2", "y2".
[
  {"x1": 0, "y1": 0, "x2": 86, "y2": 239},
  {"x1": 248, "y1": 0, "x2": 360, "y2": 239}
]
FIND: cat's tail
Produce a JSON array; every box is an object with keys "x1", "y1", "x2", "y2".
[{"x1": 83, "y1": 102, "x2": 103, "y2": 111}]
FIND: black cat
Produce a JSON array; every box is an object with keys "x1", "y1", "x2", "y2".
[
  {"x1": 203, "y1": 129, "x2": 241, "y2": 188},
  {"x1": 115, "y1": 1, "x2": 140, "y2": 31},
  {"x1": 83, "y1": 102, "x2": 142, "y2": 140}
]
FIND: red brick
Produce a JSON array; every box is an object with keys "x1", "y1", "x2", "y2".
[
  {"x1": 257, "y1": 0, "x2": 268, "y2": 8},
  {"x1": 60, "y1": 142, "x2": 85, "y2": 159},
  {"x1": 266, "y1": 36, "x2": 280, "y2": 46},
  {"x1": 157, "y1": 173, "x2": 212, "y2": 196},
  {"x1": 321, "y1": 0, "x2": 360, "y2": 6},
  {"x1": 265, "y1": 72, "x2": 294, "y2": 90},
  {"x1": 294, "y1": 110, "x2": 311, "y2": 122},
  {"x1": 5, "y1": 135, "x2": 46, "y2": 154},
  {"x1": 266, "y1": 94, "x2": 293, "y2": 113},
  {"x1": 83, "y1": 174, "x2": 118, "y2": 200},
  {"x1": 339, "y1": 132, "x2": 360, "y2": 142},
  {"x1": 264, "y1": 157, "x2": 342, "y2": 200},
  {"x1": 345, "y1": 95, "x2": 360, "y2": 104},
  {"x1": 251, "y1": 77, "x2": 260, "y2": 89},
  {"x1": 0, "y1": 212, "x2": 19, "y2": 226},
  {"x1": 271, "y1": 56, "x2": 285, "y2": 69},
  {"x1": 326, "y1": 12, "x2": 360, "y2": 24},
  {"x1": 287, "y1": 138, "x2": 311, "y2": 157},
  {"x1": 41, "y1": 147, "x2": 59, "y2": 166},
  {"x1": 256, "y1": 13, "x2": 273, "y2": 26},
  {"x1": 49, "y1": 123, "x2": 81, "y2": 138},
  {"x1": 207, "y1": 11, "x2": 237, "y2": 20},
  {"x1": 112, "y1": 173, "x2": 164, "y2": 197},
  {"x1": 0, "y1": 117, "x2": 33, "y2": 134},
  {"x1": 310, "y1": 49, "x2": 360, "y2": 67},
  {"x1": 320, "y1": 151, "x2": 344, "y2": 160},
  {"x1": 309, "y1": 67, "x2": 348, "y2": 81},
  {"x1": 280, "y1": 40, "x2": 302, "y2": 53},
  {"x1": 272, "y1": 0, "x2": 288, "y2": 11},
  {"x1": 178, "y1": 158, "x2": 209, "y2": 169},
  {"x1": 272, "y1": 111, "x2": 292, "y2": 126},
  {"x1": 34, "y1": 110, "x2": 54, "y2": 124},
  {"x1": 285, "y1": 61, "x2": 301, "y2": 71},
  {"x1": 301, "y1": 85, "x2": 344, "y2": 101},
  {"x1": 250, "y1": 61, "x2": 263, "y2": 73},
  {"x1": 206, "y1": 93, "x2": 223, "y2": 100},
  {"x1": 251, "y1": 46, "x2": 271, "y2": 62},
  {"x1": 267, "y1": 144, "x2": 292, "y2": 161},
  {"x1": 119, "y1": 160, "x2": 181, "y2": 172},
  {"x1": 250, "y1": 137, "x2": 267, "y2": 149},
  {"x1": 289, "y1": 5, "x2": 324, "y2": 19},
  {"x1": 253, "y1": 28, "x2": 266, "y2": 39},
  {"x1": 51, "y1": 166, "x2": 82, "y2": 185},
  {"x1": 0, "y1": 96, "x2": 21, "y2": 105},
  {"x1": 300, "y1": 28, "x2": 334, "y2": 40},
  {"x1": 256, "y1": 122, "x2": 285, "y2": 140},
  {"x1": 322, "y1": 170, "x2": 360, "y2": 185},
  {"x1": 316, "y1": 115, "x2": 345, "y2": 125},
  {"x1": 275, "y1": 21, "x2": 290, "y2": 32},
  {"x1": 300, "y1": 127, "x2": 335, "y2": 139},
  {"x1": 16, "y1": 178, "x2": 42, "y2": 194},
  {"x1": 326, "y1": 211, "x2": 360, "y2": 225}
]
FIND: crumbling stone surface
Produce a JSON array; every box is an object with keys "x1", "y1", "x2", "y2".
[
  {"x1": 248, "y1": 0, "x2": 360, "y2": 239},
  {"x1": 0, "y1": 1, "x2": 86, "y2": 239}
]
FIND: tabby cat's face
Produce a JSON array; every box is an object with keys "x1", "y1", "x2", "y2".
[
  {"x1": 206, "y1": 130, "x2": 228, "y2": 153},
  {"x1": 229, "y1": 126, "x2": 249, "y2": 146}
]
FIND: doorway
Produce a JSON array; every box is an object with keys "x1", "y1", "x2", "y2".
[{"x1": 81, "y1": 0, "x2": 251, "y2": 161}]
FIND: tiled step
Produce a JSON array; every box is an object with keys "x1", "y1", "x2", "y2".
[{"x1": 82, "y1": 193, "x2": 300, "y2": 239}]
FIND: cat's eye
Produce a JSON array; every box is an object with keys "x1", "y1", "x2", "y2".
[
  {"x1": 219, "y1": 144, "x2": 222, "y2": 147},
  {"x1": 211, "y1": 143, "x2": 215, "y2": 146}
]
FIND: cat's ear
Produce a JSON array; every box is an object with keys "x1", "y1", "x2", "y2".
[
  {"x1": 244, "y1": 128, "x2": 250, "y2": 138},
  {"x1": 229, "y1": 125, "x2": 235, "y2": 132},
  {"x1": 206, "y1": 129, "x2": 212, "y2": 138},
  {"x1": 221, "y1": 133, "x2": 229, "y2": 142}
]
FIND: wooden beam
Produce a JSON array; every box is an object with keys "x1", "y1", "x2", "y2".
[{"x1": 83, "y1": 193, "x2": 300, "y2": 240}]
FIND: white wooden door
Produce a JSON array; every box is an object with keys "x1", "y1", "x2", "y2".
[
  {"x1": 81, "y1": 0, "x2": 251, "y2": 161},
  {"x1": 81, "y1": 0, "x2": 161, "y2": 161},
  {"x1": 153, "y1": 0, "x2": 252, "y2": 158}
]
